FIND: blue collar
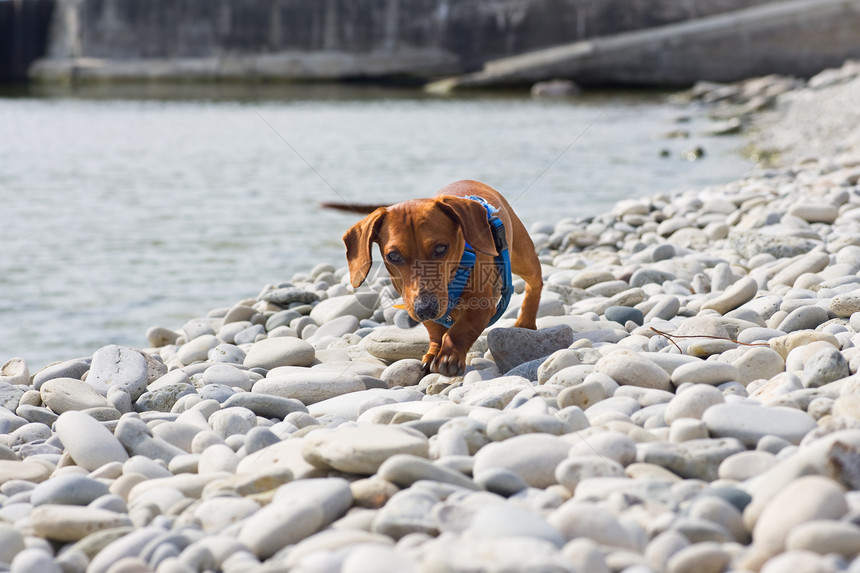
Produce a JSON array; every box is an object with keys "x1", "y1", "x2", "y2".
[{"x1": 433, "y1": 195, "x2": 514, "y2": 329}]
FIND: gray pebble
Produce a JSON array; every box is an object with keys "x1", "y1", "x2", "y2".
[
  {"x1": 208, "y1": 344, "x2": 246, "y2": 364},
  {"x1": 802, "y1": 346, "x2": 849, "y2": 387},
  {"x1": 702, "y1": 403, "x2": 817, "y2": 447},
  {"x1": 31, "y1": 473, "x2": 109, "y2": 506},
  {"x1": 32, "y1": 358, "x2": 90, "y2": 391},
  {"x1": 487, "y1": 324, "x2": 574, "y2": 373},
  {"x1": 244, "y1": 426, "x2": 281, "y2": 454},
  {"x1": 777, "y1": 305, "x2": 830, "y2": 332},
  {"x1": 10, "y1": 548, "x2": 61, "y2": 573},
  {"x1": 222, "y1": 392, "x2": 307, "y2": 419},
  {"x1": 55, "y1": 410, "x2": 129, "y2": 471},
  {"x1": 371, "y1": 490, "x2": 439, "y2": 540},
  {"x1": 88, "y1": 345, "x2": 151, "y2": 401},
  {"x1": 136, "y1": 384, "x2": 196, "y2": 412},
  {"x1": 604, "y1": 306, "x2": 644, "y2": 326},
  {"x1": 378, "y1": 454, "x2": 479, "y2": 491}
]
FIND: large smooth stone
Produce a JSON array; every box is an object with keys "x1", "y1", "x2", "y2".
[
  {"x1": 702, "y1": 403, "x2": 817, "y2": 447},
  {"x1": 785, "y1": 519, "x2": 860, "y2": 558},
  {"x1": 752, "y1": 476, "x2": 848, "y2": 561},
  {"x1": 472, "y1": 433, "x2": 571, "y2": 488},
  {"x1": 41, "y1": 378, "x2": 111, "y2": 414},
  {"x1": 0, "y1": 459, "x2": 53, "y2": 486},
  {"x1": 87, "y1": 345, "x2": 151, "y2": 401},
  {"x1": 549, "y1": 500, "x2": 636, "y2": 549},
  {"x1": 271, "y1": 477, "x2": 353, "y2": 525},
  {"x1": 55, "y1": 410, "x2": 129, "y2": 470},
  {"x1": 0, "y1": 523, "x2": 25, "y2": 563},
  {"x1": 363, "y1": 326, "x2": 430, "y2": 361},
  {"x1": 636, "y1": 437, "x2": 745, "y2": 481},
  {"x1": 377, "y1": 454, "x2": 480, "y2": 491},
  {"x1": 786, "y1": 202, "x2": 838, "y2": 224},
  {"x1": 261, "y1": 287, "x2": 320, "y2": 306},
  {"x1": 253, "y1": 372, "x2": 365, "y2": 405},
  {"x1": 85, "y1": 526, "x2": 165, "y2": 573},
  {"x1": 243, "y1": 337, "x2": 315, "y2": 370},
  {"x1": 310, "y1": 293, "x2": 379, "y2": 323},
  {"x1": 0, "y1": 357, "x2": 29, "y2": 386},
  {"x1": 177, "y1": 334, "x2": 219, "y2": 365},
  {"x1": 30, "y1": 505, "x2": 132, "y2": 542},
  {"x1": 767, "y1": 252, "x2": 830, "y2": 289},
  {"x1": 372, "y1": 490, "x2": 439, "y2": 540},
  {"x1": 32, "y1": 359, "x2": 90, "y2": 390},
  {"x1": 307, "y1": 315, "x2": 360, "y2": 342},
  {"x1": 114, "y1": 417, "x2": 185, "y2": 463},
  {"x1": 776, "y1": 305, "x2": 829, "y2": 333},
  {"x1": 447, "y1": 376, "x2": 532, "y2": 409},
  {"x1": 302, "y1": 424, "x2": 429, "y2": 474},
  {"x1": 671, "y1": 361, "x2": 740, "y2": 387},
  {"x1": 801, "y1": 346, "x2": 849, "y2": 388},
  {"x1": 222, "y1": 393, "x2": 308, "y2": 419},
  {"x1": 30, "y1": 473, "x2": 110, "y2": 506},
  {"x1": 466, "y1": 504, "x2": 566, "y2": 547},
  {"x1": 595, "y1": 349, "x2": 672, "y2": 391},
  {"x1": 192, "y1": 497, "x2": 261, "y2": 534},
  {"x1": 701, "y1": 276, "x2": 758, "y2": 314},
  {"x1": 664, "y1": 385, "x2": 725, "y2": 425},
  {"x1": 487, "y1": 325, "x2": 574, "y2": 373},
  {"x1": 732, "y1": 347, "x2": 785, "y2": 385},
  {"x1": 666, "y1": 542, "x2": 731, "y2": 573},
  {"x1": 234, "y1": 439, "x2": 320, "y2": 480}
]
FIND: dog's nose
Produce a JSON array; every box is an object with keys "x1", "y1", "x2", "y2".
[{"x1": 414, "y1": 294, "x2": 440, "y2": 321}]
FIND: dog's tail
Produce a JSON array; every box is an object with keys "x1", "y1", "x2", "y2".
[{"x1": 320, "y1": 202, "x2": 388, "y2": 214}]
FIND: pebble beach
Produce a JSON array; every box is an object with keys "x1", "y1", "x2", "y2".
[{"x1": 2, "y1": 61, "x2": 860, "y2": 573}]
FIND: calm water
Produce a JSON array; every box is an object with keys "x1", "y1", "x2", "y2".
[{"x1": 0, "y1": 83, "x2": 749, "y2": 370}]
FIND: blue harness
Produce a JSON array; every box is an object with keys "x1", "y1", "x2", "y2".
[{"x1": 433, "y1": 195, "x2": 514, "y2": 329}]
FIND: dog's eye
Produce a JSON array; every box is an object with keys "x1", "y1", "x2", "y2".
[
  {"x1": 386, "y1": 251, "x2": 404, "y2": 264},
  {"x1": 434, "y1": 244, "x2": 448, "y2": 257}
]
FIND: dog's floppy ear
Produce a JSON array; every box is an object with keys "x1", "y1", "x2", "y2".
[
  {"x1": 343, "y1": 207, "x2": 387, "y2": 288},
  {"x1": 435, "y1": 196, "x2": 499, "y2": 256}
]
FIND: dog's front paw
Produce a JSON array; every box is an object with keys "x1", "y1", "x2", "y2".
[
  {"x1": 420, "y1": 353, "x2": 436, "y2": 375},
  {"x1": 434, "y1": 347, "x2": 466, "y2": 377}
]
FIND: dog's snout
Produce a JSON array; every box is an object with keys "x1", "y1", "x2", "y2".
[{"x1": 414, "y1": 294, "x2": 440, "y2": 321}]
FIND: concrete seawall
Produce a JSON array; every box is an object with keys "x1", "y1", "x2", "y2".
[
  {"x1": 29, "y1": 0, "x2": 776, "y2": 83},
  {"x1": 429, "y1": 0, "x2": 860, "y2": 89}
]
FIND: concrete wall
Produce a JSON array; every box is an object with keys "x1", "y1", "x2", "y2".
[
  {"x1": 31, "y1": 0, "x2": 779, "y2": 82},
  {"x1": 0, "y1": 0, "x2": 54, "y2": 82},
  {"x1": 434, "y1": 0, "x2": 860, "y2": 88}
]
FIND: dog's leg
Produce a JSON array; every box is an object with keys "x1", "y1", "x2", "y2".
[
  {"x1": 421, "y1": 321, "x2": 447, "y2": 374},
  {"x1": 434, "y1": 318, "x2": 488, "y2": 377},
  {"x1": 512, "y1": 258, "x2": 543, "y2": 330}
]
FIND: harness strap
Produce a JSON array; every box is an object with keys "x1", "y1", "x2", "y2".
[{"x1": 433, "y1": 195, "x2": 514, "y2": 329}]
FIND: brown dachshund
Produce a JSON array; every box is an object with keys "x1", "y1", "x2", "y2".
[{"x1": 342, "y1": 180, "x2": 543, "y2": 377}]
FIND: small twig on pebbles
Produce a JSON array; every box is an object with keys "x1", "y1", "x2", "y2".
[{"x1": 649, "y1": 327, "x2": 770, "y2": 352}]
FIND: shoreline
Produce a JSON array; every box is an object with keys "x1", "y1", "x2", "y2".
[
  {"x1": 2, "y1": 62, "x2": 860, "y2": 571},
  {"x1": 0, "y1": 87, "x2": 752, "y2": 373}
]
